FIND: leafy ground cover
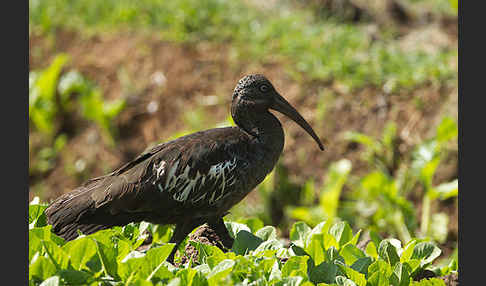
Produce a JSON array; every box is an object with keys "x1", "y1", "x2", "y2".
[
  {"x1": 29, "y1": 0, "x2": 458, "y2": 284},
  {"x1": 29, "y1": 200, "x2": 457, "y2": 285}
]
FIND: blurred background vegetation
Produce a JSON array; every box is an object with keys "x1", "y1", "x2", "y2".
[{"x1": 29, "y1": 0, "x2": 458, "y2": 271}]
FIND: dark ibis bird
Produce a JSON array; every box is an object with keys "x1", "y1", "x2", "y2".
[{"x1": 45, "y1": 74, "x2": 325, "y2": 261}]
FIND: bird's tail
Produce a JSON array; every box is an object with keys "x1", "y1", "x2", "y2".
[{"x1": 45, "y1": 177, "x2": 112, "y2": 241}]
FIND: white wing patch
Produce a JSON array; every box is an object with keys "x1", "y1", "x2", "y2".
[
  {"x1": 154, "y1": 160, "x2": 166, "y2": 179},
  {"x1": 206, "y1": 158, "x2": 238, "y2": 203},
  {"x1": 154, "y1": 158, "x2": 238, "y2": 204}
]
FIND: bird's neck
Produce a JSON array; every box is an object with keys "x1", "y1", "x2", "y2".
[{"x1": 233, "y1": 109, "x2": 285, "y2": 153}]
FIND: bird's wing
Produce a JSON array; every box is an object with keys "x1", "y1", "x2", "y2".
[
  {"x1": 145, "y1": 127, "x2": 251, "y2": 206},
  {"x1": 46, "y1": 127, "x2": 251, "y2": 239}
]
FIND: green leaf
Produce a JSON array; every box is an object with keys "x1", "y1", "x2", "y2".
[
  {"x1": 365, "y1": 241, "x2": 378, "y2": 259},
  {"x1": 125, "y1": 279, "x2": 155, "y2": 286},
  {"x1": 436, "y1": 117, "x2": 458, "y2": 143},
  {"x1": 58, "y1": 269, "x2": 94, "y2": 285},
  {"x1": 88, "y1": 228, "x2": 121, "y2": 245},
  {"x1": 326, "y1": 247, "x2": 345, "y2": 265},
  {"x1": 232, "y1": 230, "x2": 263, "y2": 255},
  {"x1": 103, "y1": 98, "x2": 126, "y2": 120},
  {"x1": 29, "y1": 54, "x2": 70, "y2": 135},
  {"x1": 339, "y1": 244, "x2": 365, "y2": 266},
  {"x1": 30, "y1": 225, "x2": 65, "y2": 246},
  {"x1": 390, "y1": 263, "x2": 411, "y2": 286},
  {"x1": 336, "y1": 275, "x2": 358, "y2": 286},
  {"x1": 305, "y1": 221, "x2": 331, "y2": 248},
  {"x1": 168, "y1": 277, "x2": 182, "y2": 286},
  {"x1": 29, "y1": 204, "x2": 48, "y2": 228},
  {"x1": 193, "y1": 264, "x2": 211, "y2": 275},
  {"x1": 306, "y1": 233, "x2": 326, "y2": 265},
  {"x1": 368, "y1": 260, "x2": 393, "y2": 286},
  {"x1": 189, "y1": 241, "x2": 225, "y2": 264},
  {"x1": 378, "y1": 239, "x2": 400, "y2": 267},
  {"x1": 421, "y1": 157, "x2": 442, "y2": 188},
  {"x1": 448, "y1": 0, "x2": 458, "y2": 11},
  {"x1": 308, "y1": 262, "x2": 338, "y2": 284},
  {"x1": 430, "y1": 179, "x2": 458, "y2": 200},
  {"x1": 448, "y1": 257, "x2": 458, "y2": 272},
  {"x1": 116, "y1": 239, "x2": 133, "y2": 262},
  {"x1": 255, "y1": 226, "x2": 277, "y2": 241},
  {"x1": 42, "y1": 240, "x2": 70, "y2": 269},
  {"x1": 62, "y1": 237, "x2": 97, "y2": 271},
  {"x1": 302, "y1": 179, "x2": 317, "y2": 206},
  {"x1": 39, "y1": 276, "x2": 60, "y2": 286},
  {"x1": 139, "y1": 244, "x2": 176, "y2": 281},
  {"x1": 400, "y1": 239, "x2": 416, "y2": 262},
  {"x1": 340, "y1": 264, "x2": 366, "y2": 286},
  {"x1": 255, "y1": 256, "x2": 277, "y2": 274},
  {"x1": 269, "y1": 260, "x2": 282, "y2": 282},
  {"x1": 329, "y1": 221, "x2": 353, "y2": 248},
  {"x1": 29, "y1": 236, "x2": 42, "y2": 264},
  {"x1": 241, "y1": 217, "x2": 264, "y2": 234},
  {"x1": 224, "y1": 221, "x2": 251, "y2": 239},
  {"x1": 382, "y1": 122, "x2": 397, "y2": 150},
  {"x1": 369, "y1": 231, "x2": 383, "y2": 247},
  {"x1": 290, "y1": 221, "x2": 312, "y2": 248},
  {"x1": 288, "y1": 206, "x2": 324, "y2": 227},
  {"x1": 367, "y1": 271, "x2": 389, "y2": 286},
  {"x1": 30, "y1": 256, "x2": 57, "y2": 282},
  {"x1": 346, "y1": 230, "x2": 362, "y2": 247},
  {"x1": 290, "y1": 244, "x2": 311, "y2": 257},
  {"x1": 255, "y1": 239, "x2": 284, "y2": 253},
  {"x1": 388, "y1": 238, "x2": 403, "y2": 255},
  {"x1": 39, "y1": 54, "x2": 69, "y2": 99},
  {"x1": 320, "y1": 159, "x2": 352, "y2": 219},
  {"x1": 275, "y1": 276, "x2": 305, "y2": 286},
  {"x1": 93, "y1": 239, "x2": 118, "y2": 279},
  {"x1": 118, "y1": 250, "x2": 146, "y2": 281},
  {"x1": 350, "y1": 257, "x2": 373, "y2": 276},
  {"x1": 411, "y1": 242, "x2": 442, "y2": 268},
  {"x1": 207, "y1": 259, "x2": 235, "y2": 285},
  {"x1": 282, "y1": 256, "x2": 309, "y2": 278},
  {"x1": 152, "y1": 224, "x2": 173, "y2": 244},
  {"x1": 176, "y1": 268, "x2": 208, "y2": 286},
  {"x1": 121, "y1": 223, "x2": 140, "y2": 241},
  {"x1": 404, "y1": 259, "x2": 421, "y2": 275},
  {"x1": 53, "y1": 134, "x2": 68, "y2": 152},
  {"x1": 57, "y1": 70, "x2": 88, "y2": 105}
]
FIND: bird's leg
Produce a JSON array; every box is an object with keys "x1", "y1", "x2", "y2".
[
  {"x1": 167, "y1": 219, "x2": 204, "y2": 264},
  {"x1": 207, "y1": 217, "x2": 234, "y2": 251}
]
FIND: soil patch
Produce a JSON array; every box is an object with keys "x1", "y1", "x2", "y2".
[{"x1": 29, "y1": 28, "x2": 457, "y2": 252}]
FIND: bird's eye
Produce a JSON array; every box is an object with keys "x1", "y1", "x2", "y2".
[{"x1": 259, "y1": 84, "x2": 269, "y2": 92}]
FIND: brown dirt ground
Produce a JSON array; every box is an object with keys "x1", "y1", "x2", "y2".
[{"x1": 29, "y1": 21, "x2": 457, "y2": 259}]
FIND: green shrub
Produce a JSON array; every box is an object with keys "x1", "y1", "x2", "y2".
[{"x1": 29, "y1": 199, "x2": 455, "y2": 285}]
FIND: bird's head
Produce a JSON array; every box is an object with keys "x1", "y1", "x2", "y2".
[{"x1": 232, "y1": 74, "x2": 325, "y2": 151}]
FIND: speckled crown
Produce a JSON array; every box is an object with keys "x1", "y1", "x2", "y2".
[{"x1": 232, "y1": 74, "x2": 270, "y2": 100}]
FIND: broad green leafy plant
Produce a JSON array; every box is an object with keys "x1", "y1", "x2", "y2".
[
  {"x1": 29, "y1": 199, "x2": 455, "y2": 285},
  {"x1": 343, "y1": 117, "x2": 458, "y2": 243},
  {"x1": 287, "y1": 159, "x2": 352, "y2": 227},
  {"x1": 29, "y1": 55, "x2": 126, "y2": 178},
  {"x1": 29, "y1": 54, "x2": 126, "y2": 145}
]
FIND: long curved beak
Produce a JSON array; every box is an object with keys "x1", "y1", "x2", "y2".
[{"x1": 270, "y1": 92, "x2": 325, "y2": 151}]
